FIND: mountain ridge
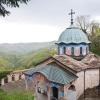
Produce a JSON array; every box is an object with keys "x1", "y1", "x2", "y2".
[{"x1": 0, "y1": 41, "x2": 57, "y2": 71}]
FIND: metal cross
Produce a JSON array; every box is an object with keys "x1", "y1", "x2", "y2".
[{"x1": 68, "y1": 9, "x2": 75, "y2": 25}]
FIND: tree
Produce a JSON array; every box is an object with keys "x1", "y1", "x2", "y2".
[
  {"x1": 75, "y1": 15, "x2": 90, "y2": 34},
  {"x1": 75, "y1": 15, "x2": 100, "y2": 55},
  {"x1": 0, "y1": 0, "x2": 30, "y2": 17},
  {"x1": 89, "y1": 20, "x2": 100, "y2": 36},
  {"x1": 90, "y1": 34, "x2": 100, "y2": 55},
  {"x1": 89, "y1": 21, "x2": 100, "y2": 55}
]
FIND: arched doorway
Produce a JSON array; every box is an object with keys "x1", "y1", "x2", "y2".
[
  {"x1": 4, "y1": 77, "x2": 8, "y2": 83},
  {"x1": 19, "y1": 74, "x2": 22, "y2": 80},
  {"x1": 52, "y1": 87, "x2": 58, "y2": 100},
  {"x1": 12, "y1": 74, "x2": 15, "y2": 81},
  {"x1": 67, "y1": 85, "x2": 76, "y2": 100}
]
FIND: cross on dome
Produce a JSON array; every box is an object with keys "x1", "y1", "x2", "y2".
[{"x1": 68, "y1": 9, "x2": 75, "y2": 25}]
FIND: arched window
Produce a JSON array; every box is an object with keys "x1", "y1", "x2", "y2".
[
  {"x1": 64, "y1": 47, "x2": 66, "y2": 54},
  {"x1": 59, "y1": 47, "x2": 63, "y2": 55},
  {"x1": 80, "y1": 47, "x2": 82, "y2": 55},
  {"x1": 71, "y1": 47, "x2": 74, "y2": 55}
]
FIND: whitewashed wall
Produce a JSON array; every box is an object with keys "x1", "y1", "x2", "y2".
[
  {"x1": 74, "y1": 69, "x2": 99, "y2": 99},
  {"x1": 85, "y1": 69, "x2": 99, "y2": 89},
  {"x1": 74, "y1": 71, "x2": 84, "y2": 99}
]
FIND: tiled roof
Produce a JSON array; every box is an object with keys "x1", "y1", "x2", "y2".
[
  {"x1": 53, "y1": 55, "x2": 89, "y2": 72},
  {"x1": 81, "y1": 53, "x2": 100, "y2": 68},
  {"x1": 24, "y1": 63, "x2": 77, "y2": 85},
  {"x1": 53, "y1": 53, "x2": 100, "y2": 71},
  {"x1": 24, "y1": 53, "x2": 100, "y2": 85},
  {"x1": 34, "y1": 53, "x2": 100, "y2": 72}
]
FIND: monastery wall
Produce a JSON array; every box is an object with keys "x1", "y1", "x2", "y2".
[{"x1": 74, "y1": 69, "x2": 99, "y2": 99}]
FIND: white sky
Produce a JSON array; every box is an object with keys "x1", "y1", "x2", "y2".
[
  {"x1": 0, "y1": 0, "x2": 100, "y2": 43},
  {"x1": 0, "y1": 22, "x2": 62, "y2": 43}
]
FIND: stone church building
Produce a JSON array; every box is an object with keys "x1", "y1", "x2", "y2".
[{"x1": 24, "y1": 10, "x2": 100, "y2": 100}]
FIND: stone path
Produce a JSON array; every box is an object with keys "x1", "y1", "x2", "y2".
[{"x1": 36, "y1": 92, "x2": 48, "y2": 100}]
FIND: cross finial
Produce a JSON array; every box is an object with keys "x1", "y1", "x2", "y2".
[{"x1": 68, "y1": 9, "x2": 75, "y2": 25}]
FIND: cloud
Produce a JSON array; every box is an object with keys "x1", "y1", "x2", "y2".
[{"x1": 1, "y1": 0, "x2": 100, "y2": 43}]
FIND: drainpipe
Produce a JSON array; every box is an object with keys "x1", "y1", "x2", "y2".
[{"x1": 84, "y1": 70, "x2": 86, "y2": 100}]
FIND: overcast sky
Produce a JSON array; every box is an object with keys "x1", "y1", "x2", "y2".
[{"x1": 0, "y1": 0, "x2": 100, "y2": 43}]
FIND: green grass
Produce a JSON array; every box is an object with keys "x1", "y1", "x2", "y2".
[{"x1": 0, "y1": 89, "x2": 34, "y2": 100}]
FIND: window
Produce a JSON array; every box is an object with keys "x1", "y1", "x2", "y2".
[
  {"x1": 71, "y1": 47, "x2": 74, "y2": 55},
  {"x1": 59, "y1": 47, "x2": 63, "y2": 55},
  {"x1": 80, "y1": 47, "x2": 82, "y2": 55},
  {"x1": 64, "y1": 47, "x2": 66, "y2": 54}
]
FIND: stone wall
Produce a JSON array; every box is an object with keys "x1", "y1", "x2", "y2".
[{"x1": 0, "y1": 72, "x2": 25, "y2": 86}]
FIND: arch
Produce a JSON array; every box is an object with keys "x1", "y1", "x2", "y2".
[
  {"x1": 67, "y1": 85, "x2": 76, "y2": 100},
  {"x1": 19, "y1": 74, "x2": 22, "y2": 80},
  {"x1": 12, "y1": 74, "x2": 15, "y2": 81},
  {"x1": 4, "y1": 77, "x2": 8, "y2": 83},
  {"x1": 68, "y1": 85, "x2": 76, "y2": 91}
]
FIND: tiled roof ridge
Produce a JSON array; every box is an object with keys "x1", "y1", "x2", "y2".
[{"x1": 53, "y1": 54, "x2": 90, "y2": 71}]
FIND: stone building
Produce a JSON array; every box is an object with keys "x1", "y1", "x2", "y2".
[
  {"x1": 0, "y1": 70, "x2": 25, "y2": 86},
  {"x1": 24, "y1": 10, "x2": 100, "y2": 100}
]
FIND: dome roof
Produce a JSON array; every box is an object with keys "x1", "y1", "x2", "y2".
[{"x1": 57, "y1": 25, "x2": 90, "y2": 44}]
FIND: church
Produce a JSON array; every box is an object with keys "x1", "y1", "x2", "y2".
[{"x1": 24, "y1": 10, "x2": 100, "y2": 100}]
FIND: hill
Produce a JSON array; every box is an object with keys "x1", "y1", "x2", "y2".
[
  {"x1": 0, "y1": 41, "x2": 56, "y2": 55},
  {"x1": 0, "y1": 41, "x2": 56, "y2": 71}
]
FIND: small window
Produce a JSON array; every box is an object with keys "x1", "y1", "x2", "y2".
[
  {"x1": 80, "y1": 47, "x2": 82, "y2": 55},
  {"x1": 71, "y1": 47, "x2": 74, "y2": 55},
  {"x1": 64, "y1": 47, "x2": 66, "y2": 54},
  {"x1": 59, "y1": 47, "x2": 64, "y2": 55}
]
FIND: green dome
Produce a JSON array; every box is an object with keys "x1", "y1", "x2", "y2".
[{"x1": 57, "y1": 25, "x2": 90, "y2": 44}]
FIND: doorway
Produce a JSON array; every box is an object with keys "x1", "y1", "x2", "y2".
[
  {"x1": 12, "y1": 75, "x2": 15, "y2": 81},
  {"x1": 4, "y1": 77, "x2": 8, "y2": 83},
  {"x1": 52, "y1": 87, "x2": 58, "y2": 99}
]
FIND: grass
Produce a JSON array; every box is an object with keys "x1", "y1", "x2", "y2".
[{"x1": 0, "y1": 89, "x2": 34, "y2": 100}]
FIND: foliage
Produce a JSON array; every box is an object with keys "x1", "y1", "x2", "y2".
[
  {"x1": 75, "y1": 16, "x2": 100, "y2": 55},
  {"x1": 0, "y1": 89, "x2": 34, "y2": 100},
  {"x1": 0, "y1": 70, "x2": 12, "y2": 80},
  {"x1": 0, "y1": 52, "x2": 18, "y2": 71},
  {"x1": 0, "y1": 0, "x2": 30, "y2": 16},
  {"x1": 90, "y1": 34, "x2": 100, "y2": 55},
  {"x1": 18, "y1": 48, "x2": 57, "y2": 69},
  {"x1": 0, "y1": 42, "x2": 56, "y2": 71},
  {"x1": 75, "y1": 15, "x2": 90, "y2": 34}
]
